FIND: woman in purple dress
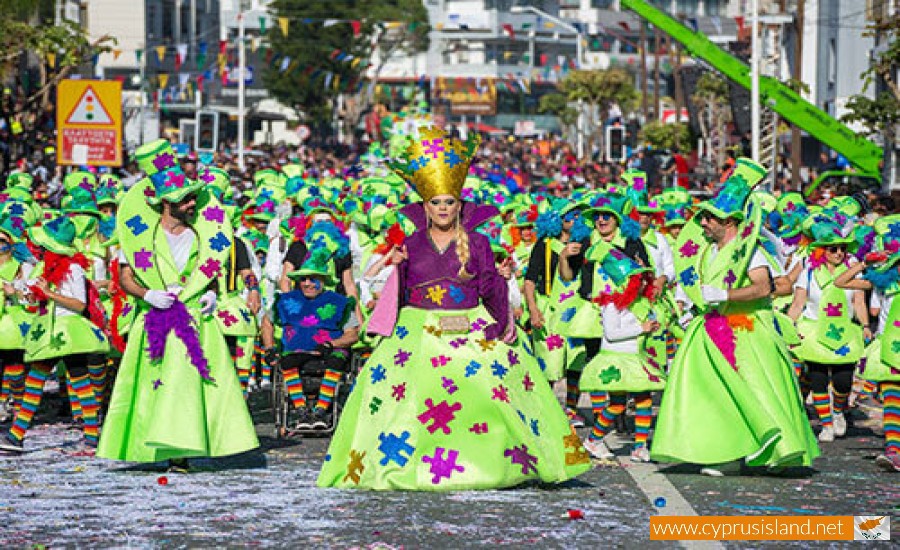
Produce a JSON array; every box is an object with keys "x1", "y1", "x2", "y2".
[{"x1": 317, "y1": 127, "x2": 591, "y2": 490}]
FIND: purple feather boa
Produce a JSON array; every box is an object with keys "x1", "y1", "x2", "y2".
[{"x1": 145, "y1": 300, "x2": 214, "y2": 382}]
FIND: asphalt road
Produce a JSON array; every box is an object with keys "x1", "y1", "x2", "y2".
[{"x1": 0, "y1": 391, "x2": 897, "y2": 548}]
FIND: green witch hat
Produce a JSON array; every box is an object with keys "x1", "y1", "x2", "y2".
[
  {"x1": 135, "y1": 139, "x2": 204, "y2": 205},
  {"x1": 28, "y1": 215, "x2": 77, "y2": 256},
  {"x1": 695, "y1": 158, "x2": 767, "y2": 221}
]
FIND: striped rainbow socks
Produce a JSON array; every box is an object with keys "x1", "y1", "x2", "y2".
[
  {"x1": 87, "y1": 362, "x2": 106, "y2": 410},
  {"x1": 590, "y1": 395, "x2": 625, "y2": 441},
  {"x1": 589, "y1": 391, "x2": 607, "y2": 416},
  {"x1": 565, "y1": 370, "x2": 580, "y2": 410},
  {"x1": 69, "y1": 374, "x2": 100, "y2": 446},
  {"x1": 812, "y1": 392, "x2": 832, "y2": 427},
  {"x1": 1, "y1": 363, "x2": 25, "y2": 410},
  {"x1": 8, "y1": 365, "x2": 50, "y2": 443},
  {"x1": 883, "y1": 382, "x2": 900, "y2": 455},
  {"x1": 315, "y1": 368, "x2": 341, "y2": 411},
  {"x1": 283, "y1": 368, "x2": 306, "y2": 410},
  {"x1": 634, "y1": 394, "x2": 653, "y2": 448}
]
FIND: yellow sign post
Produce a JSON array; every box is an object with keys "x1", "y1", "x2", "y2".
[{"x1": 56, "y1": 79, "x2": 123, "y2": 166}]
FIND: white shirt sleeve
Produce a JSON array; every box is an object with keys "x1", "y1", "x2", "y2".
[
  {"x1": 507, "y1": 277, "x2": 523, "y2": 310},
  {"x1": 656, "y1": 232, "x2": 676, "y2": 281},
  {"x1": 56, "y1": 264, "x2": 87, "y2": 317},
  {"x1": 92, "y1": 257, "x2": 108, "y2": 281},
  {"x1": 601, "y1": 303, "x2": 644, "y2": 343},
  {"x1": 797, "y1": 266, "x2": 812, "y2": 291}
]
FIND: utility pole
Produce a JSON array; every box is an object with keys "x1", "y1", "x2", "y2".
[
  {"x1": 751, "y1": 0, "x2": 760, "y2": 160},
  {"x1": 791, "y1": 0, "x2": 804, "y2": 191},
  {"x1": 653, "y1": 26, "x2": 661, "y2": 120},
  {"x1": 237, "y1": 11, "x2": 246, "y2": 172},
  {"x1": 640, "y1": 22, "x2": 648, "y2": 121}
]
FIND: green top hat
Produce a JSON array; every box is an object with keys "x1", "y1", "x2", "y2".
[
  {"x1": 805, "y1": 219, "x2": 855, "y2": 249},
  {"x1": 874, "y1": 214, "x2": 900, "y2": 268},
  {"x1": 199, "y1": 166, "x2": 231, "y2": 198},
  {"x1": 253, "y1": 168, "x2": 282, "y2": 189},
  {"x1": 695, "y1": 158, "x2": 766, "y2": 221},
  {"x1": 244, "y1": 228, "x2": 270, "y2": 254},
  {"x1": 301, "y1": 196, "x2": 334, "y2": 217},
  {"x1": 63, "y1": 170, "x2": 96, "y2": 194},
  {"x1": 135, "y1": 139, "x2": 204, "y2": 205},
  {"x1": 774, "y1": 192, "x2": 808, "y2": 238},
  {"x1": 826, "y1": 196, "x2": 861, "y2": 218},
  {"x1": 601, "y1": 248, "x2": 651, "y2": 288},
  {"x1": 288, "y1": 246, "x2": 336, "y2": 286},
  {"x1": 583, "y1": 192, "x2": 633, "y2": 224},
  {"x1": 282, "y1": 163, "x2": 304, "y2": 179},
  {"x1": 0, "y1": 214, "x2": 25, "y2": 243},
  {"x1": 622, "y1": 169, "x2": 661, "y2": 213},
  {"x1": 64, "y1": 188, "x2": 101, "y2": 217},
  {"x1": 28, "y1": 216, "x2": 77, "y2": 256},
  {"x1": 658, "y1": 187, "x2": 691, "y2": 209},
  {"x1": 96, "y1": 174, "x2": 121, "y2": 206}
]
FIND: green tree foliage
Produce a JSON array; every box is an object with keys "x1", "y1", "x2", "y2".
[
  {"x1": 265, "y1": 0, "x2": 429, "y2": 128},
  {"x1": 557, "y1": 68, "x2": 638, "y2": 157},
  {"x1": 640, "y1": 120, "x2": 692, "y2": 152},
  {"x1": 842, "y1": 92, "x2": 900, "y2": 140},
  {"x1": 1, "y1": 0, "x2": 114, "y2": 143},
  {"x1": 538, "y1": 92, "x2": 577, "y2": 126}
]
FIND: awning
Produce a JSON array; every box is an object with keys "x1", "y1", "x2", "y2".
[{"x1": 466, "y1": 122, "x2": 506, "y2": 136}]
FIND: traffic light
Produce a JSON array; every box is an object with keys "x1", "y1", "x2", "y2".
[
  {"x1": 195, "y1": 111, "x2": 218, "y2": 152},
  {"x1": 607, "y1": 125, "x2": 626, "y2": 161}
]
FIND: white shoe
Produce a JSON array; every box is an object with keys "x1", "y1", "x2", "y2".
[
  {"x1": 259, "y1": 379, "x2": 272, "y2": 391},
  {"x1": 818, "y1": 425, "x2": 835, "y2": 442},
  {"x1": 583, "y1": 437, "x2": 614, "y2": 460},
  {"x1": 832, "y1": 412, "x2": 847, "y2": 437},
  {"x1": 701, "y1": 467, "x2": 724, "y2": 477},
  {"x1": 630, "y1": 446, "x2": 651, "y2": 463}
]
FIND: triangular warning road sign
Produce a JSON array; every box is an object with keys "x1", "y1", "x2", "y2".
[{"x1": 64, "y1": 85, "x2": 114, "y2": 125}]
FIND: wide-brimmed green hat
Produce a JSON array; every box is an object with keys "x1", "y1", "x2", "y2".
[
  {"x1": 601, "y1": 248, "x2": 651, "y2": 287},
  {"x1": 288, "y1": 246, "x2": 336, "y2": 286},
  {"x1": 28, "y1": 216, "x2": 77, "y2": 256},
  {"x1": 774, "y1": 192, "x2": 808, "y2": 238},
  {"x1": 695, "y1": 158, "x2": 766, "y2": 221},
  {"x1": 583, "y1": 192, "x2": 633, "y2": 224},
  {"x1": 135, "y1": 139, "x2": 204, "y2": 205},
  {"x1": 5, "y1": 172, "x2": 33, "y2": 189}
]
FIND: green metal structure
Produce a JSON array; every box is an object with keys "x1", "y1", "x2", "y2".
[{"x1": 621, "y1": 0, "x2": 883, "y2": 178}]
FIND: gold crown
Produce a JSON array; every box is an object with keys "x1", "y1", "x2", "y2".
[{"x1": 388, "y1": 126, "x2": 481, "y2": 201}]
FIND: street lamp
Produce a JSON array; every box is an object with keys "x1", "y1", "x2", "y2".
[
  {"x1": 509, "y1": 5, "x2": 583, "y2": 69},
  {"x1": 510, "y1": 5, "x2": 585, "y2": 158}
]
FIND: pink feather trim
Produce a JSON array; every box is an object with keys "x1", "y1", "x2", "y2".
[{"x1": 704, "y1": 311, "x2": 738, "y2": 371}]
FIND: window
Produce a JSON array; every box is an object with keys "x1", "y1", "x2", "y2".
[{"x1": 590, "y1": 0, "x2": 614, "y2": 7}]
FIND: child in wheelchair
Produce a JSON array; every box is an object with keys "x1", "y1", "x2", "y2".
[{"x1": 275, "y1": 247, "x2": 359, "y2": 432}]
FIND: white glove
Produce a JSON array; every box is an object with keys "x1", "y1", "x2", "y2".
[
  {"x1": 678, "y1": 312, "x2": 694, "y2": 330},
  {"x1": 265, "y1": 218, "x2": 282, "y2": 240},
  {"x1": 275, "y1": 201, "x2": 293, "y2": 220},
  {"x1": 701, "y1": 285, "x2": 729, "y2": 305},
  {"x1": 145, "y1": 290, "x2": 176, "y2": 310},
  {"x1": 199, "y1": 290, "x2": 217, "y2": 316}
]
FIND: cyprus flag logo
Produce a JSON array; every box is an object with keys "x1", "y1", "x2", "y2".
[{"x1": 854, "y1": 516, "x2": 890, "y2": 540}]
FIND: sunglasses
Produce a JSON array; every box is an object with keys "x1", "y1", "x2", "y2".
[
  {"x1": 697, "y1": 211, "x2": 722, "y2": 223},
  {"x1": 0, "y1": 239, "x2": 10, "y2": 246},
  {"x1": 597, "y1": 212, "x2": 615, "y2": 222},
  {"x1": 562, "y1": 211, "x2": 579, "y2": 222},
  {"x1": 825, "y1": 245, "x2": 847, "y2": 253},
  {"x1": 298, "y1": 276, "x2": 319, "y2": 282},
  {"x1": 429, "y1": 198, "x2": 458, "y2": 207}
]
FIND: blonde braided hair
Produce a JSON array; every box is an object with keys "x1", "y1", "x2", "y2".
[{"x1": 455, "y1": 211, "x2": 474, "y2": 281}]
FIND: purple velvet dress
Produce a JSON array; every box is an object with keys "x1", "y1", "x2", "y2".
[{"x1": 397, "y1": 202, "x2": 509, "y2": 339}]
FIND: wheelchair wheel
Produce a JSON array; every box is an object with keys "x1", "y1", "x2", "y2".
[{"x1": 271, "y1": 360, "x2": 287, "y2": 439}]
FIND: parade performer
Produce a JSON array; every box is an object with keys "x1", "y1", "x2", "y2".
[
  {"x1": 317, "y1": 127, "x2": 591, "y2": 490},
  {"x1": 579, "y1": 250, "x2": 666, "y2": 462},
  {"x1": 0, "y1": 216, "x2": 109, "y2": 453},
  {"x1": 523, "y1": 198, "x2": 589, "y2": 425},
  {"x1": 97, "y1": 139, "x2": 258, "y2": 464},
  {"x1": 786, "y1": 218, "x2": 869, "y2": 442},
  {"x1": 834, "y1": 214, "x2": 900, "y2": 472},
  {"x1": 0, "y1": 214, "x2": 30, "y2": 424},
  {"x1": 651, "y1": 159, "x2": 819, "y2": 473}
]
